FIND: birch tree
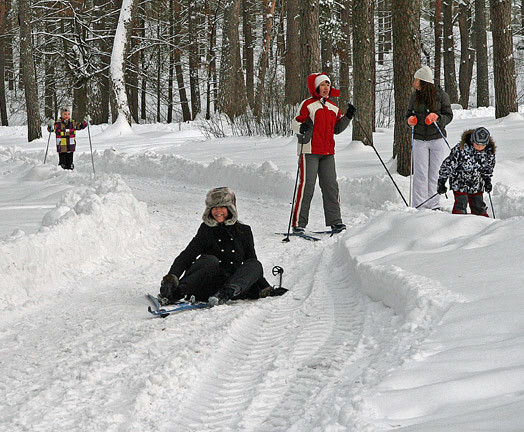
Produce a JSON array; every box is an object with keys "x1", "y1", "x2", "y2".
[{"x1": 110, "y1": 0, "x2": 138, "y2": 125}]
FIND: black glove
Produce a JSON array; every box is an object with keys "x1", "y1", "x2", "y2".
[
  {"x1": 160, "y1": 274, "x2": 179, "y2": 298},
  {"x1": 346, "y1": 103, "x2": 356, "y2": 119},
  {"x1": 299, "y1": 118, "x2": 312, "y2": 135},
  {"x1": 483, "y1": 177, "x2": 492, "y2": 193},
  {"x1": 437, "y1": 178, "x2": 447, "y2": 195}
]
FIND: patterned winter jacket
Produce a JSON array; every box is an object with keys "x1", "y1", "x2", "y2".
[
  {"x1": 48, "y1": 117, "x2": 88, "y2": 153},
  {"x1": 291, "y1": 74, "x2": 350, "y2": 155},
  {"x1": 406, "y1": 85, "x2": 453, "y2": 141},
  {"x1": 439, "y1": 129, "x2": 496, "y2": 194}
]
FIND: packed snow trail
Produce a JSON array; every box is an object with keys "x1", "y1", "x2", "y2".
[{"x1": 0, "y1": 150, "x2": 469, "y2": 431}]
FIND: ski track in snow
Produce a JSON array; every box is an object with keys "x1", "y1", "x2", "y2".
[
  {"x1": 173, "y1": 245, "x2": 366, "y2": 431},
  {"x1": 0, "y1": 151, "x2": 462, "y2": 431}
]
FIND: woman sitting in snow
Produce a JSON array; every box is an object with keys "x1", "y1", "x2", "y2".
[
  {"x1": 437, "y1": 127, "x2": 496, "y2": 217},
  {"x1": 159, "y1": 187, "x2": 287, "y2": 306}
]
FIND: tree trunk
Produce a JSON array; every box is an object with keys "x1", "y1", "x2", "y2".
[
  {"x1": 139, "y1": 16, "x2": 146, "y2": 121},
  {"x1": 392, "y1": 0, "x2": 420, "y2": 176},
  {"x1": 205, "y1": 0, "x2": 218, "y2": 119},
  {"x1": 352, "y1": 0, "x2": 374, "y2": 145},
  {"x1": 218, "y1": 0, "x2": 248, "y2": 119},
  {"x1": 300, "y1": 0, "x2": 320, "y2": 100},
  {"x1": 284, "y1": 0, "x2": 302, "y2": 105},
  {"x1": 0, "y1": 38, "x2": 7, "y2": 125},
  {"x1": 109, "y1": 0, "x2": 138, "y2": 124},
  {"x1": 188, "y1": 0, "x2": 201, "y2": 120},
  {"x1": 442, "y1": 0, "x2": 459, "y2": 102},
  {"x1": 174, "y1": 0, "x2": 191, "y2": 121},
  {"x1": 167, "y1": 4, "x2": 174, "y2": 123},
  {"x1": 338, "y1": 0, "x2": 351, "y2": 109},
  {"x1": 320, "y1": 35, "x2": 333, "y2": 77},
  {"x1": 254, "y1": 0, "x2": 277, "y2": 120},
  {"x1": 475, "y1": 0, "x2": 489, "y2": 107},
  {"x1": 96, "y1": 0, "x2": 112, "y2": 124},
  {"x1": 43, "y1": 18, "x2": 56, "y2": 121},
  {"x1": 458, "y1": 0, "x2": 475, "y2": 108},
  {"x1": 434, "y1": 0, "x2": 442, "y2": 86},
  {"x1": 490, "y1": 0, "x2": 518, "y2": 118},
  {"x1": 126, "y1": 25, "x2": 139, "y2": 123},
  {"x1": 0, "y1": 0, "x2": 9, "y2": 125},
  {"x1": 18, "y1": 0, "x2": 41, "y2": 141},
  {"x1": 377, "y1": 0, "x2": 390, "y2": 65},
  {"x1": 73, "y1": 79, "x2": 89, "y2": 120},
  {"x1": 243, "y1": 0, "x2": 255, "y2": 108}
]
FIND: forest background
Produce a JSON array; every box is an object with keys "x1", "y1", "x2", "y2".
[{"x1": 0, "y1": 0, "x2": 522, "y2": 175}]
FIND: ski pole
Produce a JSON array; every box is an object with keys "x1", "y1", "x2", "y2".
[
  {"x1": 43, "y1": 128, "x2": 52, "y2": 164},
  {"x1": 410, "y1": 126, "x2": 414, "y2": 206},
  {"x1": 488, "y1": 192, "x2": 496, "y2": 218},
  {"x1": 426, "y1": 109, "x2": 451, "y2": 150},
  {"x1": 86, "y1": 119, "x2": 95, "y2": 175},
  {"x1": 283, "y1": 141, "x2": 304, "y2": 243},
  {"x1": 354, "y1": 115, "x2": 409, "y2": 207},
  {"x1": 415, "y1": 192, "x2": 439, "y2": 209}
]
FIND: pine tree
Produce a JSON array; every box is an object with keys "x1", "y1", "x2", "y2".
[{"x1": 392, "y1": 0, "x2": 420, "y2": 176}]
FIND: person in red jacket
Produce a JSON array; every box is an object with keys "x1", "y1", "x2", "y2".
[{"x1": 290, "y1": 73, "x2": 355, "y2": 233}]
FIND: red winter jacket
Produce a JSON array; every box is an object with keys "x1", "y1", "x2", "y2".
[{"x1": 291, "y1": 73, "x2": 349, "y2": 155}]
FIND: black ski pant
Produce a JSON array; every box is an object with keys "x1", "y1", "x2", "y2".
[
  {"x1": 58, "y1": 152, "x2": 74, "y2": 170},
  {"x1": 179, "y1": 254, "x2": 263, "y2": 301}
]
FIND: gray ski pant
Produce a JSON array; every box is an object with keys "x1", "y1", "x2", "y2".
[{"x1": 292, "y1": 153, "x2": 342, "y2": 228}]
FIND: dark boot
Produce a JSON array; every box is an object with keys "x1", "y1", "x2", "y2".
[
  {"x1": 208, "y1": 284, "x2": 238, "y2": 307},
  {"x1": 452, "y1": 192, "x2": 468, "y2": 214}
]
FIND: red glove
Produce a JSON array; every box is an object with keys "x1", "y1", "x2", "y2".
[
  {"x1": 408, "y1": 116, "x2": 417, "y2": 127},
  {"x1": 425, "y1": 112, "x2": 438, "y2": 125}
]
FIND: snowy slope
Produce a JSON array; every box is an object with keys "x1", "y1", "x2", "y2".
[{"x1": 1, "y1": 108, "x2": 524, "y2": 431}]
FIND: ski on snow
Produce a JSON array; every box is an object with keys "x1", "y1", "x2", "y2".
[
  {"x1": 146, "y1": 293, "x2": 209, "y2": 317},
  {"x1": 276, "y1": 232, "x2": 321, "y2": 241},
  {"x1": 311, "y1": 229, "x2": 345, "y2": 235},
  {"x1": 276, "y1": 229, "x2": 345, "y2": 241}
]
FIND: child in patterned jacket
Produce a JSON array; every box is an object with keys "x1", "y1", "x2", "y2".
[{"x1": 437, "y1": 127, "x2": 496, "y2": 217}]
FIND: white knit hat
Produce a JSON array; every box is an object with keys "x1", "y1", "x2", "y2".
[
  {"x1": 314, "y1": 74, "x2": 331, "y2": 89},
  {"x1": 414, "y1": 65, "x2": 434, "y2": 84}
]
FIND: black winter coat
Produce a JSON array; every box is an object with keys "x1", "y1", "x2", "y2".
[
  {"x1": 407, "y1": 85, "x2": 453, "y2": 141},
  {"x1": 169, "y1": 221, "x2": 270, "y2": 286}
]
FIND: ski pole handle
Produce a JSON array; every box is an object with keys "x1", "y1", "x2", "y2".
[{"x1": 272, "y1": 266, "x2": 284, "y2": 288}]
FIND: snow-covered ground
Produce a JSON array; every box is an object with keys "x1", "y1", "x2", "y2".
[{"x1": 1, "y1": 107, "x2": 524, "y2": 431}]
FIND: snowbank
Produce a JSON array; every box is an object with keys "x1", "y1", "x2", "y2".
[{"x1": 0, "y1": 168, "x2": 151, "y2": 311}]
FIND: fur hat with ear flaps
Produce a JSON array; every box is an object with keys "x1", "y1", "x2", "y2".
[{"x1": 202, "y1": 187, "x2": 238, "y2": 227}]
